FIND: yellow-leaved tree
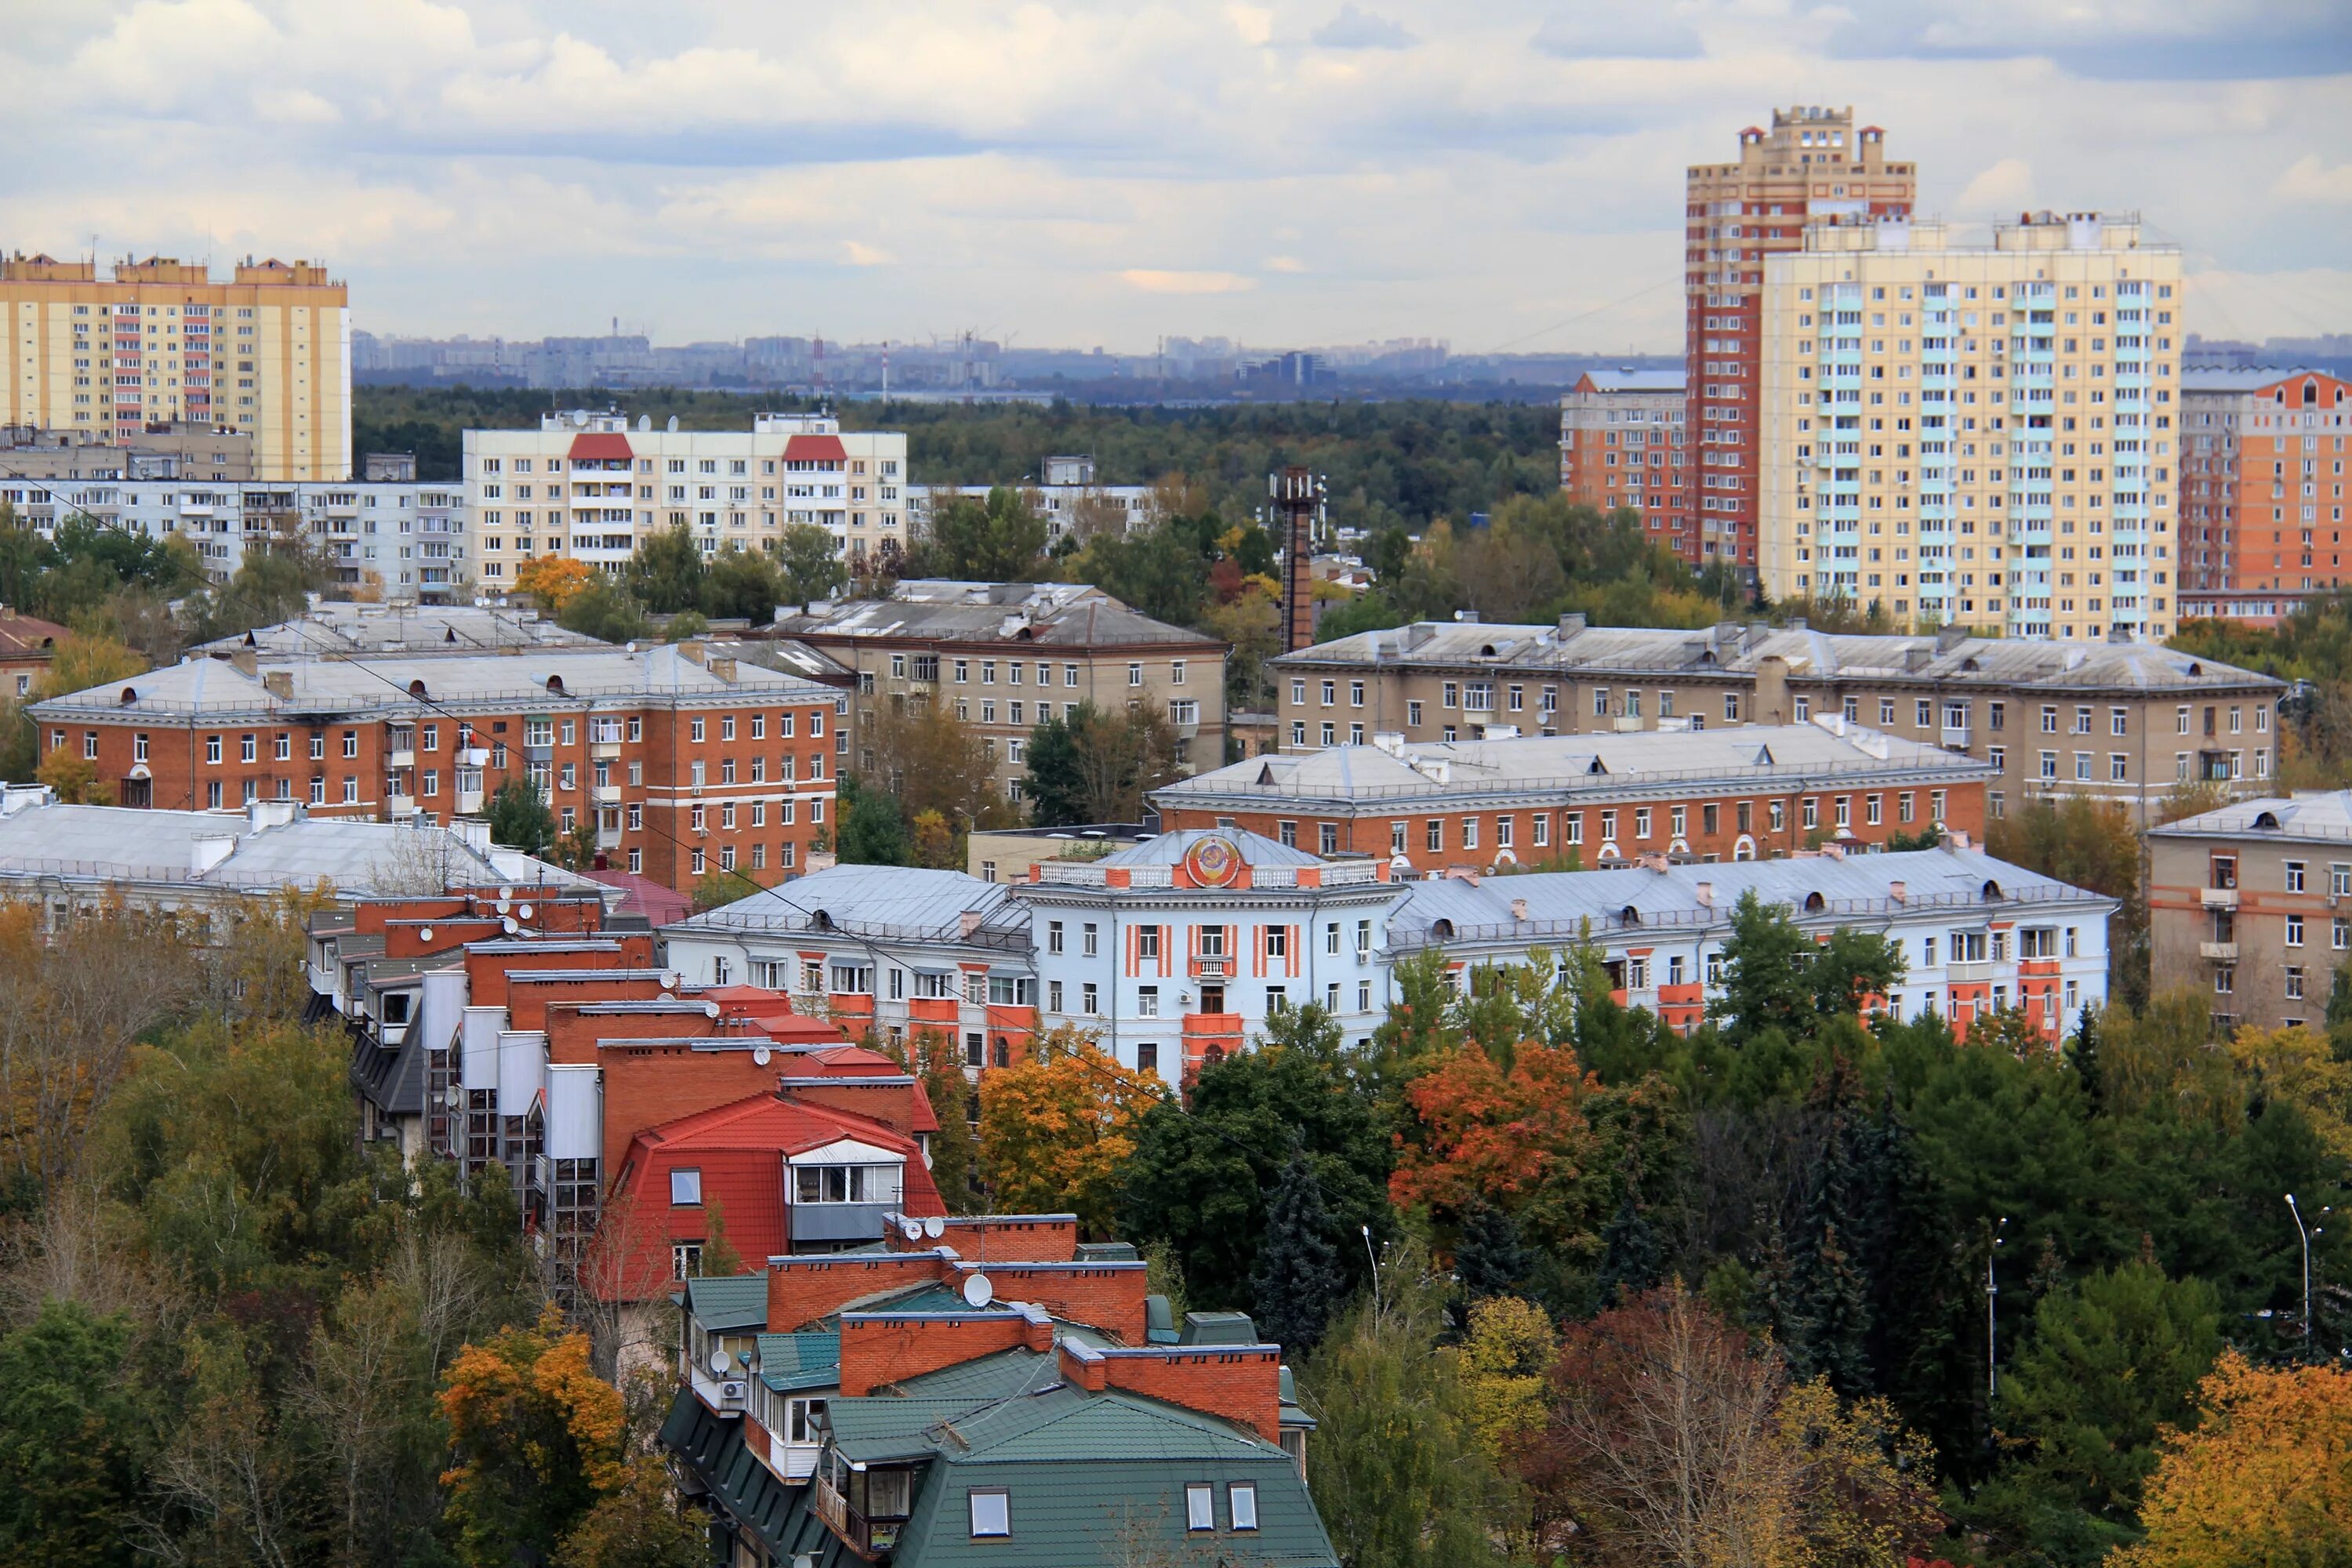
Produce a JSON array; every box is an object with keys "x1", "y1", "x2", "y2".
[
  {"x1": 2116, "y1": 1348, "x2": 2352, "y2": 1566},
  {"x1": 513, "y1": 554, "x2": 597, "y2": 612},
  {"x1": 1460, "y1": 1294, "x2": 1556, "y2": 1461},
  {"x1": 977, "y1": 1023, "x2": 1162, "y2": 1233},
  {"x1": 2229, "y1": 1024, "x2": 2352, "y2": 1160},
  {"x1": 437, "y1": 1305, "x2": 629, "y2": 1567}
]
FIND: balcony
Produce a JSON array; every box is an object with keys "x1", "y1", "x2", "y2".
[
  {"x1": 388, "y1": 747, "x2": 416, "y2": 770},
  {"x1": 1189, "y1": 954, "x2": 1233, "y2": 980},
  {"x1": 589, "y1": 740, "x2": 622, "y2": 761},
  {"x1": 457, "y1": 747, "x2": 490, "y2": 768},
  {"x1": 1940, "y1": 727, "x2": 1971, "y2": 752},
  {"x1": 386, "y1": 793, "x2": 416, "y2": 817},
  {"x1": 2200, "y1": 887, "x2": 2239, "y2": 909},
  {"x1": 1946, "y1": 960, "x2": 1999, "y2": 985},
  {"x1": 590, "y1": 783, "x2": 622, "y2": 806},
  {"x1": 788, "y1": 1200, "x2": 894, "y2": 1247},
  {"x1": 811, "y1": 1470, "x2": 909, "y2": 1558},
  {"x1": 2199, "y1": 942, "x2": 2239, "y2": 961},
  {"x1": 456, "y1": 789, "x2": 485, "y2": 815}
]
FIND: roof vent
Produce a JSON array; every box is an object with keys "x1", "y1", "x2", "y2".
[
  {"x1": 408, "y1": 678, "x2": 430, "y2": 699},
  {"x1": 262, "y1": 671, "x2": 293, "y2": 699},
  {"x1": 2252, "y1": 810, "x2": 2281, "y2": 830},
  {"x1": 1980, "y1": 879, "x2": 2003, "y2": 900},
  {"x1": 545, "y1": 673, "x2": 565, "y2": 693},
  {"x1": 118, "y1": 684, "x2": 138, "y2": 706},
  {"x1": 1510, "y1": 898, "x2": 1529, "y2": 922}
]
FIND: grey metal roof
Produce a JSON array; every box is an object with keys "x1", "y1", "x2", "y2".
[
  {"x1": 1276, "y1": 618, "x2": 2281, "y2": 694},
  {"x1": 1577, "y1": 368, "x2": 1686, "y2": 394},
  {"x1": 1098, "y1": 827, "x2": 1323, "y2": 869},
  {"x1": 194, "y1": 604, "x2": 600, "y2": 659},
  {"x1": 2147, "y1": 789, "x2": 2352, "y2": 845},
  {"x1": 2182, "y1": 366, "x2": 2325, "y2": 396},
  {"x1": 677, "y1": 862, "x2": 1027, "y2": 946},
  {"x1": 1386, "y1": 846, "x2": 2113, "y2": 953},
  {"x1": 1155, "y1": 722, "x2": 1989, "y2": 810},
  {"x1": 776, "y1": 585, "x2": 1218, "y2": 651},
  {"x1": 31, "y1": 641, "x2": 833, "y2": 720},
  {"x1": 0, "y1": 800, "x2": 581, "y2": 896}
]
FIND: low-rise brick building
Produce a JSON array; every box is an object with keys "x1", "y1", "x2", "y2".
[
  {"x1": 1151, "y1": 720, "x2": 1991, "y2": 873},
  {"x1": 28, "y1": 639, "x2": 840, "y2": 891}
]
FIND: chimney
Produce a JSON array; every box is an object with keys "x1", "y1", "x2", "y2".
[
  {"x1": 1694, "y1": 880, "x2": 1713, "y2": 907},
  {"x1": 1936, "y1": 622, "x2": 1968, "y2": 653},
  {"x1": 959, "y1": 909, "x2": 985, "y2": 939},
  {"x1": 1639, "y1": 851, "x2": 1670, "y2": 873},
  {"x1": 1557, "y1": 612, "x2": 1588, "y2": 637},
  {"x1": 1946, "y1": 828, "x2": 1972, "y2": 851},
  {"x1": 1510, "y1": 898, "x2": 1529, "y2": 922},
  {"x1": 262, "y1": 670, "x2": 292, "y2": 699},
  {"x1": 1785, "y1": 616, "x2": 1807, "y2": 633},
  {"x1": 708, "y1": 656, "x2": 737, "y2": 681},
  {"x1": 1889, "y1": 880, "x2": 1906, "y2": 903},
  {"x1": 677, "y1": 639, "x2": 706, "y2": 666},
  {"x1": 230, "y1": 648, "x2": 259, "y2": 677},
  {"x1": 189, "y1": 833, "x2": 237, "y2": 874}
]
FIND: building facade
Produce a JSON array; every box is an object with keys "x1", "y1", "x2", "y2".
[
  {"x1": 1270, "y1": 616, "x2": 2283, "y2": 819},
  {"x1": 27, "y1": 641, "x2": 840, "y2": 892},
  {"x1": 1388, "y1": 841, "x2": 2114, "y2": 1044},
  {"x1": 2179, "y1": 368, "x2": 2352, "y2": 624},
  {"x1": 0, "y1": 606, "x2": 65, "y2": 699},
  {"x1": 666, "y1": 830, "x2": 1403, "y2": 1079},
  {"x1": 1757, "y1": 212, "x2": 2185, "y2": 641},
  {"x1": 0, "y1": 475, "x2": 468, "y2": 601},
  {"x1": 1, "y1": 420, "x2": 256, "y2": 481},
  {"x1": 1558, "y1": 369, "x2": 1690, "y2": 546},
  {"x1": 1, "y1": 252, "x2": 350, "y2": 480},
  {"x1": 463, "y1": 409, "x2": 909, "y2": 586},
  {"x1": 1152, "y1": 722, "x2": 1992, "y2": 873},
  {"x1": 1686, "y1": 107, "x2": 1916, "y2": 572},
  {"x1": 2147, "y1": 791, "x2": 2352, "y2": 1031},
  {"x1": 771, "y1": 580, "x2": 1231, "y2": 796}
]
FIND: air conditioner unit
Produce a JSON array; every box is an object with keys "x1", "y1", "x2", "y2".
[{"x1": 720, "y1": 1380, "x2": 748, "y2": 1404}]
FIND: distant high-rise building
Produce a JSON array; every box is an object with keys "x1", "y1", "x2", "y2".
[
  {"x1": 1558, "y1": 369, "x2": 1687, "y2": 536},
  {"x1": 2179, "y1": 367, "x2": 2352, "y2": 625},
  {"x1": 0, "y1": 252, "x2": 350, "y2": 481},
  {"x1": 1757, "y1": 212, "x2": 2184, "y2": 642},
  {"x1": 1686, "y1": 107, "x2": 1915, "y2": 572}
]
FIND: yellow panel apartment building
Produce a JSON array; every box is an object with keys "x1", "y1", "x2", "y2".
[
  {"x1": 2, "y1": 252, "x2": 350, "y2": 481},
  {"x1": 1758, "y1": 212, "x2": 2183, "y2": 643}
]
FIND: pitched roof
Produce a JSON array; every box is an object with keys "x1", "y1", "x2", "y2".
[
  {"x1": 775, "y1": 586, "x2": 1219, "y2": 652},
  {"x1": 0, "y1": 608, "x2": 67, "y2": 659},
  {"x1": 575, "y1": 866, "x2": 692, "y2": 926},
  {"x1": 2147, "y1": 789, "x2": 2352, "y2": 844},
  {"x1": 1098, "y1": 826, "x2": 1323, "y2": 869},
  {"x1": 568, "y1": 431, "x2": 634, "y2": 461},
  {"x1": 677, "y1": 862, "x2": 1026, "y2": 948}
]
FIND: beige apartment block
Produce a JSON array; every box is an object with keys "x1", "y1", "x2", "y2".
[
  {"x1": 2, "y1": 252, "x2": 349, "y2": 481},
  {"x1": 1758, "y1": 212, "x2": 2183, "y2": 643},
  {"x1": 770, "y1": 580, "x2": 1229, "y2": 803},
  {"x1": 463, "y1": 409, "x2": 909, "y2": 590},
  {"x1": 2147, "y1": 791, "x2": 2352, "y2": 1031},
  {"x1": 1271, "y1": 615, "x2": 2280, "y2": 822}
]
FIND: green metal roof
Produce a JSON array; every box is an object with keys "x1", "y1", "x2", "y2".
[
  {"x1": 756, "y1": 1330, "x2": 841, "y2": 1393},
  {"x1": 683, "y1": 1274, "x2": 770, "y2": 1333}
]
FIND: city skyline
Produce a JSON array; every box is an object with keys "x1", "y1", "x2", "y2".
[{"x1": 2, "y1": 0, "x2": 2345, "y2": 354}]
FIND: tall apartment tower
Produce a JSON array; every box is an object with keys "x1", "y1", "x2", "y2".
[
  {"x1": 1, "y1": 252, "x2": 350, "y2": 481},
  {"x1": 2178, "y1": 368, "x2": 2352, "y2": 626},
  {"x1": 1757, "y1": 212, "x2": 2184, "y2": 643},
  {"x1": 1686, "y1": 107, "x2": 1915, "y2": 572}
]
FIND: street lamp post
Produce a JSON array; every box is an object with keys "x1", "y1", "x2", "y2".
[
  {"x1": 1987, "y1": 1217, "x2": 2009, "y2": 1403},
  {"x1": 2287, "y1": 1194, "x2": 2325, "y2": 1351}
]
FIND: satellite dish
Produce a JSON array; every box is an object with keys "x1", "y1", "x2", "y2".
[
  {"x1": 666, "y1": 415, "x2": 680, "y2": 433},
  {"x1": 753, "y1": 1044, "x2": 772, "y2": 1067},
  {"x1": 962, "y1": 1273, "x2": 993, "y2": 1309},
  {"x1": 496, "y1": 898, "x2": 512, "y2": 914},
  {"x1": 703, "y1": 1000, "x2": 720, "y2": 1018},
  {"x1": 502, "y1": 916, "x2": 519, "y2": 935},
  {"x1": 418, "y1": 927, "x2": 433, "y2": 944},
  {"x1": 499, "y1": 886, "x2": 514, "y2": 902},
  {"x1": 665, "y1": 969, "x2": 684, "y2": 989},
  {"x1": 900, "y1": 1218, "x2": 924, "y2": 1242},
  {"x1": 709, "y1": 1348, "x2": 730, "y2": 1374},
  {"x1": 924, "y1": 1215, "x2": 946, "y2": 1240},
  {"x1": 445, "y1": 1083, "x2": 463, "y2": 1109},
  {"x1": 517, "y1": 903, "x2": 533, "y2": 920}
]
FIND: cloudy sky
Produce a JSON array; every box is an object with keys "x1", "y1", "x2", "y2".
[{"x1": 3, "y1": 0, "x2": 2347, "y2": 354}]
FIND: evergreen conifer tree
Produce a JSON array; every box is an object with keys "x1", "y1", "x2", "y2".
[
  {"x1": 2069, "y1": 1005, "x2": 2106, "y2": 1116},
  {"x1": 1252, "y1": 1145, "x2": 1345, "y2": 1355},
  {"x1": 1453, "y1": 1200, "x2": 1534, "y2": 1303},
  {"x1": 1595, "y1": 1160, "x2": 1664, "y2": 1308}
]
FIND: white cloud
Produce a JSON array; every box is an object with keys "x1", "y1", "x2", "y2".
[{"x1": 0, "y1": 1, "x2": 2339, "y2": 350}]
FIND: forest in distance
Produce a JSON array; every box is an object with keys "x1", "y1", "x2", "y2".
[{"x1": 351, "y1": 385, "x2": 1566, "y2": 537}]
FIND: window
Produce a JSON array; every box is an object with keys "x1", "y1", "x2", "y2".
[
  {"x1": 2288, "y1": 966, "x2": 2307, "y2": 1002},
  {"x1": 2288, "y1": 861, "x2": 2307, "y2": 893},
  {"x1": 1186, "y1": 1485, "x2": 1215, "y2": 1532},
  {"x1": 1139, "y1": 985, "x2": 1160, "y2": 1017},
  {"x1": 671, "y1": 1243, "x2": 703, "y2": 1279},
  {"x1": 969, "y1": 1490, "x2": 1011, "y2": 1538},
  {"x1": 1138, "y1": 926, "x2": 1161, "y2": 960},
  {"x1": 2288, "y1": 915, "x2": 2306, "y2": 948},
  {"x1": 670, "y1": 1169, "x2": 702, "y2": 1206},
  {"x1": 1230, "y1": 1483, "x2": 1258, "y2": 1531}
]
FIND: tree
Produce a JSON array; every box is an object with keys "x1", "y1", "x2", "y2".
[
  {"x1": 924, "y1": 486, "x2": 1049, "y2": 581},
  {"x1": 890, "y1": 1029, "x2": 977, "y2": 1214},
  {"x1": 1389, "y1": 1037, "x2": 1607, "y2": 1254},
  {"x1": 690, "y1": 871, "x2": 740, "y2": 913},
  {"x1": 978, "y1": 1025, "x2": 1161, "y2": 1234},
  {"x1": 865, "y1": 699, "x2": 1008, "y2": 833},
  {"x1": 700, "y1": 546, "x2": 784, "y2": 624},
  {"x1": 833, "y1": 774, "x2": 911, "y2": 866},
  {"x1": 0, "y1": 1301, "x2": 147, "y2": 1567},
  {"x1": 557, "y1": 582, "x2": 653, "y2": 644},
  {"x1": 35, "y1": 745, "x2": 112, "y2": 805},
  {"x1": 2114, "y1": 1349, "x2": 2352, "y2": 1567},
  {"x1": 1023, "y1": 701, "x2": 1183, "y2": 826},
  {"x1": 30, "y1": 629, "x2": 148, "y2": 702},
  {"x1": 775, "y1": 523, "x2": 847, "y2": 610},
  {"x1": 1963, "y1": 1261, "x2": 2220, "y2": 1559},
  {"x1": 485, "y1": 776, "x2": 556, "y2": 857},
  {"x1": 1301, "y1": 1247, "x2": 1515, "y2": 1568},
  {"x1": 1251, "y1": 1142, "x2": 1346, "y2": 1355},
  {"x1": 437, "y1": 1305, "x2": 629, "y2": 1568},
  {"x1": 513, "y1": 554, "x2": 596, "y2": 612},
  {"x1": 621, "y1": 523, "x2": 707, "y2": 614},
  {"x1": 1460, "y1": 1294, "x2": 1556, "y2": 1463},
  {"x1": 660, "y1": 609, "x2": 710, "y2": 642},
  {"x1": 1713, "y1": 890, "x2": 1820, "y2": 1043},
  {"x1": 1454, "y1": 1201, "x2": 1535, "y2": 1303},
  {"x1": 554, "y1": 1457, "x2": 707, "y2": 1568}
]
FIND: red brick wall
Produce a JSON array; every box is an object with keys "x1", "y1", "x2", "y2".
[
  {"x1": 893, "y1": 1216, "x2": 1078, "y2": 1261},
  {"x1": 967, "y1": 1264, "x2": 1148, "y2": 1344},
  {"x1": 1087, "y1": 1348, "x2": 1283, "y2": 1443},
  {"x1": 765, "y1": 1253, "x2": 952, "y2": 1332},
  {"x1": 837, "y1": 1313, "x2": 1046, "y2": 1396},
  {"x1": 504, "y1": 974, "x2": 671, "y2": 1031},
  {"x1": 597, "y1": 1046, "x2": 793, "y2": 1178}
]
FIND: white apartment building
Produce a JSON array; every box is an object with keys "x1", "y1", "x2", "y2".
[
  {"x1": 463, "y1": 410, "x2": 909, "y2": 588},
  {"x1": 906, "y1": 456, "x2": 1161, "y2": 546},
  {"x1": 1758, "y1": 212, "x2": 2183, "y2": 642},
  {"x1": 0, "y1": 476, "x2": 466, "y2": 602}
]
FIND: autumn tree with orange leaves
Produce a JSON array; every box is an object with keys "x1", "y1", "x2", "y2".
[
  {"x1": 437, "y1": 1305, "x2": 630, "y2": 1566},
  {"x1": 978, "y1": 1023, "x2": 1163, "y2": 1234}
]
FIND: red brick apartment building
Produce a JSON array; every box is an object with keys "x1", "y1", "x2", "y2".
[
  {"x1": 1559, "y1": 369, "x2": 1690, "y2": 549},
  {"x1": 1151, "y1": 722, "x2": 1991, "y2": 873},
  {"x1": 1686, "y1": 105, "x2": 1915, "y2": 570},
  {"x1": 2179, "y1": 368, "x2": 2352, "y2": 626},
  {"x1": 29, "y1": 640, "x2": 840, "y2": 891},
  {"x1": 0, "y1": 606, "x2": 66, "y2": 701}
]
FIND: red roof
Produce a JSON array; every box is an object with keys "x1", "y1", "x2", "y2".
[
  {"x1": 782, "y1": 434, "x2": 848, "y2": 463},
  {"x1": 568, "y1": 432, "x2": 634, "y2": 462},
  {"x1": 0, "y1": 607, "x2": 67, "y2": 661},
  {"x1": 577, "y1": 866, "x2": 691, "y2": 926},
  {"x1": 699, "y1": 985, "x2": 849, "y2": 1047}
]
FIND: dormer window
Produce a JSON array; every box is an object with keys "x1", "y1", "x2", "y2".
[{"x1": 969, "y1": 1488, "x2": 1010, "y2": 1537}]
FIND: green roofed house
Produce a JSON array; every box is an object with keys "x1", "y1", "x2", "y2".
[{"x1": 662, "y1": 1215, "x2": 1334, "y2": 1567}]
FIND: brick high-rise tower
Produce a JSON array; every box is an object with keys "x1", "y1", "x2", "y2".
[{"x1": 1686, "y1": 107, "x2": 1915, "y2": 574}]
